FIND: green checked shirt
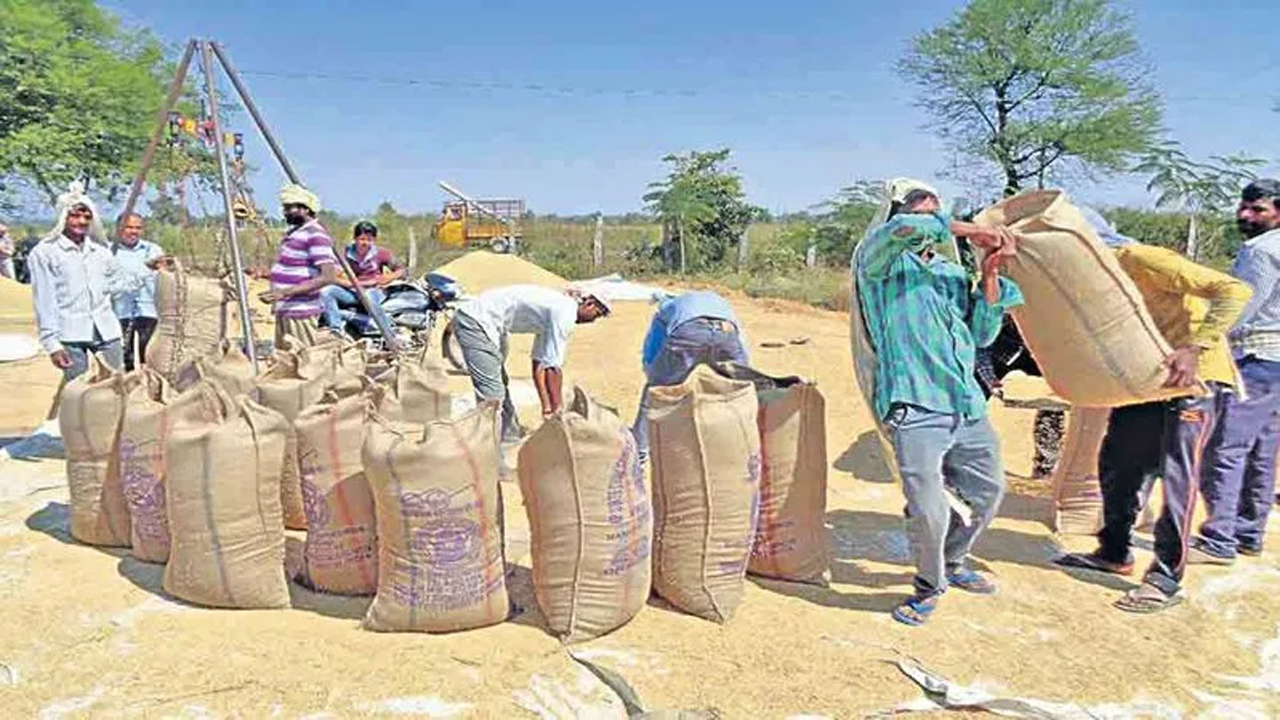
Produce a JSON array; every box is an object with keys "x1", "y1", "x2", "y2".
[{"x1": 854, "y1": 212, "x2": 1024, "y2": 422}]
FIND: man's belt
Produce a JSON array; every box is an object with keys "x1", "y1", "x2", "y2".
[{"x1": 689, "y1": 317, "x2": 737, "y2": 334}]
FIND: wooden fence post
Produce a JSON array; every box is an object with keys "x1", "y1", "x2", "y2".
[{"x1": 592, "y1": 213, "x2": 605, "y2": 271}]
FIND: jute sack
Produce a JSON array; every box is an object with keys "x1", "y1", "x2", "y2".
[
  {"x1": 146, "y1": 260, "x2": 227, "y2": 385},
  {"x1": 711, "y1": 363, "x2": 830, "y2": 585},
  {"x1": 59, "y1": 355, "x2": 141, "y2": 546},
  {"x1": 163, "y1": 390, "x2": 290, "y2": 609},
  {"x1": 1050, "y1": 407, "x2": 1110, "y2": 535},
  {"x1": 119, "y1": 372, "x2": 223, "y2": 562},
  {"x1": 374, "y1": 357, "x2": 452, "y2": 424},
  {"x1": 361, "y1": 402, "x2": 509, "y2": 633},
  {"x1": 974, "y1": 190, "x2": 1196, "y2": 407},
  {"x1": 294, "y1": 392, "x2": 378, "y2": 595},
  {"x1": 647, "y1": 364, "x2": 761, "y2": 623},
  {"x1": 254, "y1": 352, "x2": 339, "y2": 530},
  {"x1": 518, "y1": 387, "x2": 652, "y2": 642},
  {"x1": 194, "y1": 341, "x2": 257, "y2": 397}
]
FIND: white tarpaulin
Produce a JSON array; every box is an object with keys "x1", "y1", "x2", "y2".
[
  {"x1": 569, "y1": 274, "x2": 673, "y2": 303},
  {"x1": 0, "y1": 333, "x2": 39, "y2": 363}
]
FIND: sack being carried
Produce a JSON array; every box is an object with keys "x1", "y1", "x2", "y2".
[
  {"x1": 361, "y1": 403, "x2": 508, "y2": 633},
  {"x1": 59, "y1": 355, "x2": 141, "y2": 546},
  {"x1": 163, "y1": 390, "x2": 290, "y2": 609},
  {"x1": 974, "y1": 190, "x2": 1196, "y2": 407},
  {"x1": 711, "y1": 363, "x2": 829, "y2": 585},
  {"x1": 518, "y1": 387, "x2": 652, "y2": 642},
  {"x1": 119, "y1": 372, "x2": 223, "y2": 563},
  {"x1": 147, "y1": 260, "x2": 227, "y2": 385},
  {"x1": 647, "y1": 365, "x2": 760, "y2": 623},
  {"x1": 294, "y1": 392, "x2": 378, "y2": 595}
]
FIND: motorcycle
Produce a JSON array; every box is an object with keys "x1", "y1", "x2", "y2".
[{"x1": 323, "y1": 271, "x2": 467, "y2": 369}]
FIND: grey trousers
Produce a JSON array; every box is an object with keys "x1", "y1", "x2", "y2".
[
  {"x1": 885, "y1": 403, "x2": 1006, "y2": 597},
  {"x1": 452, "y1": 312, "x2": 521, "y2": 442},
  {"x1": 62, "y1": 330, "x2": 123, "y2": 382}
]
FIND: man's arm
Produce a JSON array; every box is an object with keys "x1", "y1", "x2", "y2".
[
  {"x1": 1227, "y1": 245, "x2": 1276, "y2": 336},
  {"x1": 856, "y1": 213, "x2": 952, "y2": 278},
  {"x1": 640, "y1": 312, "x2": 668, "y2": 374},
  {"x1": 968, "y1": 277, "x2": 1025, "y2": 348},
  {"x1": 532, "y1": 360, "x2": 563, "y2": 416},
  {"x1": 378, "y1": 252, "x2": 406, "y2": 285},
  {"x1": 28, "y1": 248, "x2": 71, "y2": 367},
  {"x1": 1136, "y1": 249, "x2": 1254, "y2": 347}
]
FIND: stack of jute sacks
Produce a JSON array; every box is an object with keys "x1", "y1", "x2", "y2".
[{"x1": 61, "y1": 316, "x2": 833, "y2": 640}]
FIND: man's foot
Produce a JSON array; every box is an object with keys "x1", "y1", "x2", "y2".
[
  {"x1": 1238, "y1": 544, "x2": 1263, "y2": 558},
  {"x1": 1186, "y1": 538, "x2": 1236, "y2": 565},
  {"x1": 1053, "y1": 550, "x2": 1135, "y2": 576},
  {"x1": 891, "y1": 594, "x2": 939, "y2": 627},
  {"x1": 946, "y1": 568, "x2": 997, "y2": 595},
  {"x1": 1114, "y1": 582, "x2": 1183, "y2": 614}
]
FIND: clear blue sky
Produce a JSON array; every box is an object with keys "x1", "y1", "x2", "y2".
[{"x1": 107, "y1": 0, "x2": 1280, "y2": 216}]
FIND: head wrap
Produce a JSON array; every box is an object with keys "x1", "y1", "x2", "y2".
[
  {"x1": 48, "y1": 181, "x2": 107, "y2": 245},
  {"x1": 869, "y1": 177, "x2": 941, "y2": 229},
  {"x1": 280, "y1": 183, "x2": 322, "y2": 213},
  {"x1": 1078, "y1": 206, "x2": 1137, "y2": 248}
]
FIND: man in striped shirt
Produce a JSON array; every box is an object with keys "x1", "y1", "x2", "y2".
[
  {"x1": 854, "y1": 181, "x2": 1022, "y2": 626},
  {"x1": 258, "y1": 184, "x2": 337, "y2": 350}
]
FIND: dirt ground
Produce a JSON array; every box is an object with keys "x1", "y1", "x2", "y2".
[{"x1": 1, "y1": 260, "x2": 1278, "y2": 719}]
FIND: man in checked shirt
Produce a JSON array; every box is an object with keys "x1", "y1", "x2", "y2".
[{"x1": 854, "y1": 182, "x2": 1022, "y2": 626}]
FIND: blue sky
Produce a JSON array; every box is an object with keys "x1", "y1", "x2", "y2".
[{"x1": 106, "y1": 0, "x2": 1280, "y2": 216}]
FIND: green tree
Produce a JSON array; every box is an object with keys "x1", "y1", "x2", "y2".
[
  {"x1": 643, "y1": 149, "x2": 758, "y2": 272},
  {"x1": 0, "y1": 0, "x2": 175, "y2": 206},
  {"x1": 898, "y1": 0, "x2": 1163, "y2": 197},
  {"x1": 1131, "y1": 141, "x2": 1264, "y2": 260}
]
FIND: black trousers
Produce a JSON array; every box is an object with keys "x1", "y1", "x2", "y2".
[{"x1": 121, "y1": 317, "x2": 158, "y2": 372}]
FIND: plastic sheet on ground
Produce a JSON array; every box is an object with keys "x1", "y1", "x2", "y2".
[
  {"x1": 0, "y1": 419, "x2": 64, "y2": 462},
  {"x1": 0, "y1": 333, "x2": 39, "y2": 363},
  {"x1": 569, "y1": 274, "x2": 674, "y2": 303}
]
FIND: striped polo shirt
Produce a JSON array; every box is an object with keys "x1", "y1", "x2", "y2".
[{"x1": 270, "y1": 219, "x2": 336, "y2": 319}]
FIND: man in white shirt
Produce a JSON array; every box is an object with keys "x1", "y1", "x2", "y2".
[
  {"x1": 0, "y1": 223, "x2": 14, "y2": 280},
  {"x1": 112, "y1": 213, "x2": 166, "y2": 371},
  {"x1": 451, "y1": 284, "x2": 611, "y2": 442},
  {"x1": 28, "y1": 183, "x2": 156, "y2": 381}
]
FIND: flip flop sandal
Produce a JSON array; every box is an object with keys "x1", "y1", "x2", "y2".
[
  {"x1": 789, "y1": 336, "x2": 811, "y2": 345},
  {"x1": 1052, "y1": 551, "x2": 1135, "y2": 576},
  {"x1": 947, "y1": 569, "x2": 997, "y2": 595},
  {"x1": 1114, "y1": 583, "x2": 1183, "y2": 614},
  {"x1": 891, "y1": 595, "x2": 938, "y2": 627}
]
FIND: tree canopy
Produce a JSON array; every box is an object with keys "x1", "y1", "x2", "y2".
[
  {"x1": 643, "y1": 149, "x2": 760, "y2": 272},
  {"x1": 898, "y1": 0, "x2": 1163, "y2": 197}
]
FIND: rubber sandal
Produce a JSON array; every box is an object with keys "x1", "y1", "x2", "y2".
[
  {"x1": 1114, "y1": 583, "x2": 1183, "y2": 614},
  {"x1": 947, "y1": 568, "x2": 997, "y2": 595},
  {"x1": 1052, "y1": 551, "x2": 1135, "y2": 576},
  {"x1": 1239, "y1": 544, "x2": 1263, "y2": 558},
  {"x1": 892, "y1": 595, "x2": 939, "y2": 627},
  {"x1": 1186, "y1": 539, "x2": 1235, "y2": 565}
]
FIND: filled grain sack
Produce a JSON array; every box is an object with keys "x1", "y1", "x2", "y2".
[
  {"x1": 647, "y1": 364, "x2": 760, "y2": 623},
  {"x1": 711, "y1": 363, "x2": 829, "y2": 585},
  {"x1": 59, "y1": 355, "x2": 141, "y2": 546},
  {"x1": 163, "y1": 390, "x2": 290, "y2": 609},
  {"x1": 518, "y1": 387, "x2": 652, "y2": 642},
  {"x1": 294, "y1": 392, "x2": 378, "y2": 595},
  {"x1": 974, "y1": 190, "x2": 1195, "y2": 407},
  {"x1": 191, "y1": 340, "x2": 257, "y2": 397},
  {"x1": 361, "y1": 402, "x2": 508, "y2": 633},
  {"x1": 146, "y1": 260, "x2": 228, "y2": 384},
  {"x1": 374, "y1": 357, "x2": 452, "y2": 424},
  {"x1": 254, "y1": 351, "x2": 339, "y2": 530},
  {"x1": 119, "y1": 372, "x2": 223, "y2": 562}
]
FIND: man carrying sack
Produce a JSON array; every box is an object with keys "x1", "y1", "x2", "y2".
[
  {"x1": 853, "y1": 179, "x2": 1022, "y2": 626},
  {"x1": 258, "y1": 184, "x2": 337, "y2": 350},
  {"x1": 1054, "y1": 207, "x2": 1251, "y2": 613},
  {"x1": 632, "y1": 290, "x2": 747, "y2": 465}
]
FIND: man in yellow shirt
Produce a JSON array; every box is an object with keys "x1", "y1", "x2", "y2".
[{"x1": 1055, "y1": 207, "x2": 1252, "y2": 613}]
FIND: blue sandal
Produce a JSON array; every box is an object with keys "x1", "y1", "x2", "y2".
[
  {"x1": 892, "y1": 595, "x2": 939, "y2": 627},
  {"x1": 947, "y1": 568, "x2": 997, "y2": 595}
]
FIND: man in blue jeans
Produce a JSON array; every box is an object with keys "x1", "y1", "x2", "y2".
[
  {"x1": 632, "y1": 290, "x2": 748, "y2": 463},
  {"x1": 1193, "y1": 179, "x2": 1280, "y2": 563},
  {"x1": 854, "y1": 179, "x2": 1021, "y2": 626},
  {"x1": 319, "y1": 220, "x2": 403, "y2": 338}
]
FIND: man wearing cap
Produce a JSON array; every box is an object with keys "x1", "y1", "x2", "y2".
[
  {"x1": 632, "y1": 290, "x2": 747, "y2": 464},
  {"x1": 319, "y1": 219, "x2": 403, "y2": 339},
  {"x1": 853, "y1": 179, "x2": 1022, "y2": 626},
  {"x1": 1054, "y1": 207, "x2": 1251, "y2": 613},
  {"x1": 258, "y1": 184, "x2": 337, "y2": 350},
  {"x1": 1193, "y1": 179, "x2": 1280, "y2": 563},
  {"x1": 28, "y1": 182, "x2": 159, "y2": 381},
  {"x1": 451, "y1": 285, "x2": 611, "y2": 443}
]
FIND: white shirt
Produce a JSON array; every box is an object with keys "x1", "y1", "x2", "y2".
[
  {"x1": 28, "y1": 235, "x2": 146, "y2": 353},
  {"x1": 1229, "y1": 227, "x2": 1280, "y2": 362},
  {"x1": 456, "y1": 285, "x2": 579, "y2": 368}
]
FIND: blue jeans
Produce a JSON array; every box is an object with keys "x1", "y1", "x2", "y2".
[
  {"x1": 1198, "y1": 357, "x2": 1280, "y2": 556},
  {"x1": 63, "y1": 331, "x2": 123, "y2": 382},
  {"x1": 885, "y1": 405, "x2": 1006, "y2": 597},
  {"x1": 632, "y1": 318, "x2": 748, "y2": 457},
  {"x1": 320, "y1": 285, "x2": 390, "y2": 335}
]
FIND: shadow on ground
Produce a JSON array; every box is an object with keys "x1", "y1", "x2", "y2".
[{"x1": 833, "y1": 431, "x2": 895, "y2": 483}]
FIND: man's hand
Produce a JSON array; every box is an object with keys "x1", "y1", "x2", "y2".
[
  {"x1": 1163, "y1": 345, "x2": 1202, "y2": 388},
  {"x1": 980, "y1": 252, "x2": 1004, "y2": 304},
  {"x1": 967, "y1": 224, "x2": 1020, "y2": 253},
  {"x1": 259, "y1": 290, "x2": 283, "y2": 304},
  {"x1": 50, "y1": 350, "x2": 73, "y2": 370},
  {"x1": 145, "y1": 255, "x2": 175, "y2": 271}
]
